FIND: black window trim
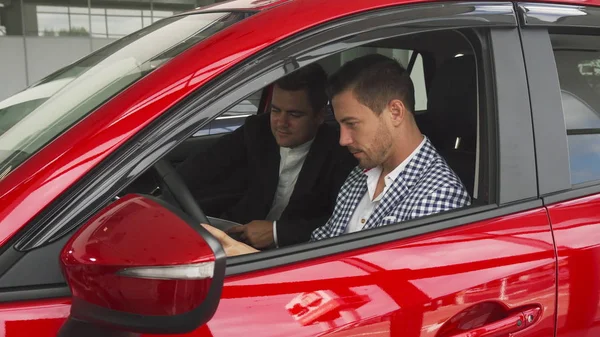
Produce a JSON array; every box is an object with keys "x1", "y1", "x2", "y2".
[
  {"x1": 544, "y1": 181, "x2": 600, "y2": 205},
  {"x1": 567, "y1": 128, "x2": 600, "y2": 136},
  {"x1": 518, "y1": 28, "x2": 571, "y2": 196},
  {"x1": 490, "y1": 27, "x2": 538, "y2": 204},
  {"x1": 517, "y1": 2, "x2": 600, "y2": 29},
  {"x1": 518, "y1": 2, "x2": 600, "y2": 203},
  {"x1": 0, "y1": 285, "x2": 71, "y2": 303},
  {"x1": 1, "y1": 2, "x2": 533, "y2": 302}
]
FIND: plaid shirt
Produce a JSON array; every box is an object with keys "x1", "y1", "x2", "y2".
[{"x1": 311, "y1": 137, "x2": 471, "y2": 241}]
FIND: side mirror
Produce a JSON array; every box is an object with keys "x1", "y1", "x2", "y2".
[{"x1": 58, "y1": 194, "x2": 225, "y2": 335}]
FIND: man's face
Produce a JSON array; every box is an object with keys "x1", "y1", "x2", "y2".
[
  {"x1": 333, "y1": 89, "x2": 392, "y2": 169},
  {"x1": 270, "y1": 85, "x2": 324, "y2": 148}
]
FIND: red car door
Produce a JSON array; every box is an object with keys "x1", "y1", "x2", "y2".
[
  {"x1": 519, "y1": 3, "x2": 600, "y2": 337},
  {"x1": 547, "y1": 196, "x2": 600, "y2": 337},
  {"x1": 198, "y1": 209, "x2": 556, "y2": 337}
]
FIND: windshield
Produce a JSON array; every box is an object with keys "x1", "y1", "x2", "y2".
[{"x1": 0, "y1": 11, "x2": 250, "y2": 181}]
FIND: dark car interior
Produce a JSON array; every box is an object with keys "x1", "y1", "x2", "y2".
[{"x1": 124, "y1": 28, "x2": 485, "y2": 233}]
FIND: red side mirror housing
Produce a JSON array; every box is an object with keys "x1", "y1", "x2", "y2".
[{"x1": 58, "y1": 194, "x2": 225, "y2": 335}]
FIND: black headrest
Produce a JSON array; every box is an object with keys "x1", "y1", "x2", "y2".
[
  {"x1": 561, "y1": 90, "x2": 600, "y2": 129},
  {"x1": 555, "y1": 53, "x2": 600, "y2": 114},
  {"x1": 426, "y1": 55, "x2": 477, "y2": 149}
]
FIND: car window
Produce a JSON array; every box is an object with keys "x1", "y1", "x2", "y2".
[
  {"x1": 222, "y1": 89, "x2": 263, "y2": 119},
  {"x1": 551, "y1": 34, "x2": 600, "y2": 185},
  {"x1": 184, "y1": 29, "x2": 483, "y2": 216},
  {"x1": 124, "y1": 28, "x2": 488, "y2": 266},
  {"x1": 0, "y1": 98, "x2": 47, "y2": 135},
  {"x1": 210, "y1": 89, "x2": 263, "y2": 135},
  {"x1": 191, "y1": 89, "x2": 263, "y2": 137},
  {"x1": 0, "y1": 11, "x2": 250, "y2": 181},
  {"x1": 202, "y1": 48, "x2": 427, "y2": 139},
  {"x1": 192, "y1": 30, "x2": 481, "y2": 207}
]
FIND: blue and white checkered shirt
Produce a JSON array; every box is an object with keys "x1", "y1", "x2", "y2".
[{"x1": 310, "y1": 137, "x2": 471, "y2": 241}]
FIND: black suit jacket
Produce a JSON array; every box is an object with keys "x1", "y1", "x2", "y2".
[{"x1": 177, "y1": 113, "x2": 356, "y2": 247}]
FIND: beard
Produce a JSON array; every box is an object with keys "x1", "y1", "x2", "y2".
[{"x1": 355, "y1": 121, "x2": 392, "y2": 169}]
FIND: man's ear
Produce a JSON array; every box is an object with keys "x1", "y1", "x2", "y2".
[{"x1": 387, "y1": 99, "x2": 407, "y2": 126}]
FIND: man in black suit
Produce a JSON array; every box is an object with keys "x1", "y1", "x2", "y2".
[{"x1": 178, "y1": 64, "x2": 356, "y2": 249}]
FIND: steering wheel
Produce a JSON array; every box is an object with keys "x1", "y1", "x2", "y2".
[{"x1": 152, "y1": 159, "x2": 240, "y2": 233}]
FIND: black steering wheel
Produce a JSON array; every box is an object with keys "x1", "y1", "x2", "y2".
[{"x1": 152, "y1": 159, "x2": 240, "y2": 233}]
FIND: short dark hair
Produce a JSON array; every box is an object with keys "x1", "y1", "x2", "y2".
[
  {"x1": 274, "y1": 63, "x2": 328, "y2": 113},
  {"x1": 328, "y1": 54, "x2": 415, "y2": 114}
]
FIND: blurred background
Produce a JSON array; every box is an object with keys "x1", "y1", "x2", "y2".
[{"x1": 0, "y1": 0, "x2": 229, "y2": 100}]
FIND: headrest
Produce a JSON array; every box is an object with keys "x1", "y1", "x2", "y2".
[
  {"x1": 554, "y1": 52, "x2": 600, "y2": 115},
  {"x1": 561, "y1": 90, "x2": 600, "y2": 129},
  {"x1": 426, "y1": 55, "x2": 477, "y2": 148}
]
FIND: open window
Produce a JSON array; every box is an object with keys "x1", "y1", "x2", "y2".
[
  {"x1": 124, "y1": 28, "x2": 490, "y2": 247},
  {"x1": 158, "y1": 29, "x2": 486, "y2": 218},
  {"x1": 100, "y1": 28, "x2": 490, "y2": 251},
  {"x1": 323, "y1": 31, "x2": 483, "y2": 200}
]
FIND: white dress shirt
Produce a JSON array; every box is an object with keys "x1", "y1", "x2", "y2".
[
  {"x1": 345, "y1": 137, "x2": 426, "y2": 233},
  {"x1": 267, "y1": 139, "x2": 313, "y2": 244}
]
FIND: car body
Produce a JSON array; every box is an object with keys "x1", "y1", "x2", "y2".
[{"x1": 1, "y1": 0, "x2": 600, "y2": 336}]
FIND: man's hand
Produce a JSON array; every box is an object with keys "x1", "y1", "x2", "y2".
[
  {"x1": 227, "y1": 220, "x2": 274, "y2": 249},
  {"x1": 202, "y1": 224, "x2": 259, "y2": 256}
]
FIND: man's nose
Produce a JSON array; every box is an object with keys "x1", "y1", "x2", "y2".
[
  {"x1": 339, "y1": 126, "x2": 352, "y2": 147},
  {"x1": 276, "y1": 113, "x2": 290, "y2": 127}
]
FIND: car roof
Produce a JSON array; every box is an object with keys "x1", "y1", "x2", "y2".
[
  {"x1": 196, "y1": 0, "x2": 291, "y2": 11},
  {"x1": 194, "y1": 0, "x2": 600, "y2": 13}
]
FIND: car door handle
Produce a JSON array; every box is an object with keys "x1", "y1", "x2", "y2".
[{"x1": 447, "y1": 306, "x2": 542, "y2": 337}]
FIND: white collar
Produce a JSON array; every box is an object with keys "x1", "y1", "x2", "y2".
[{"x1": 280, "y1": 138, "x2": 314, "y2": 156}]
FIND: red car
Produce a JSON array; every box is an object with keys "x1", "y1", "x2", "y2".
[{"x1": 0, "y1": 0, "x2": 599, "y2": 336}]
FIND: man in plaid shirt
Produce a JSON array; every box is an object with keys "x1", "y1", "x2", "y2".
[{"x1": 205, "y1": 54, "x2": 470, "y2": 255}]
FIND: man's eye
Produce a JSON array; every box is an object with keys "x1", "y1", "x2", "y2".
[{"x1": 290, "y1": 113, "x2": 303, "y2": 118}]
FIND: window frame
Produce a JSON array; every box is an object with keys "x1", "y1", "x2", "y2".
[
  {"x1": 0, "y1": 1, "x2": 537, "y2": 302},
  {"x1": 518, "y1": 2, "x2": 600, "y2": 202}
]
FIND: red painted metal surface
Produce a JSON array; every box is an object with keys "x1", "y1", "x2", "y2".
[
  {"x1": 0, "y1": 208, "x2": 556, "y2": 337},
  {"x1": 61, "y1": 195, "x2": 215, "y2": 316},
  {"x1": 62, "y1": 195, "x2": 214, "y2": 266},
  {"x1": 0, "y1": 299, "x2": 70, "y2": 337},
  {"x1": 192, "y1": 208, "x2": 556, "y2": 337},
  {"x1": 547, "y1": 193, "x2": 600, "y2": 337}
]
